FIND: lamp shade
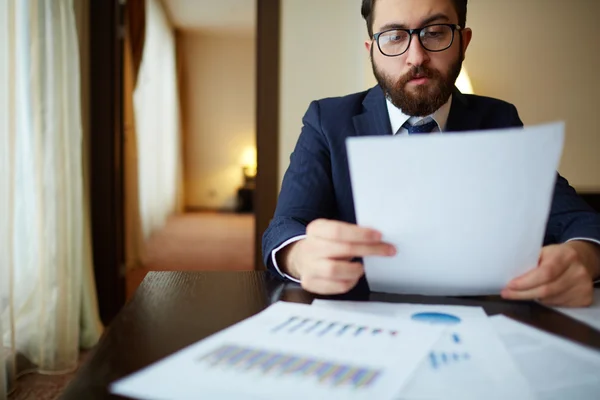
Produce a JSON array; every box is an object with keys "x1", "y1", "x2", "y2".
[
  {"x1": 240, "y1": 145, "x2": 257, "y2": 178},
  {"x1": 240, "y1": 145, "x2": 257, "y2": 169}
]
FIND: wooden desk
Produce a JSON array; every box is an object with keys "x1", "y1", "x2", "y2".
[{"x1": 61, "y1": 271, "x2": 600, "y2": 399}]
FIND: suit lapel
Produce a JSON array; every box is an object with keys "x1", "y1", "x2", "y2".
[
  {"x1": 352, "y1": 85, "x2": 393, "y2": 137},
  {"x1": 445, "y1": 88, "x2": 483, "y2": 132}
]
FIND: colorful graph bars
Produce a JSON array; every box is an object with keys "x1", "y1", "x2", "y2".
[
  {"x1": 271, "y1": 316, "x2": 398, "y2": 338},
  {"x1": 197, "y1": 344, "x2": 382, "y2": 390}
]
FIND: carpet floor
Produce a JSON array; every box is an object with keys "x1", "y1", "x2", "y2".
[{"x1": 127, "y1": 212, "x2": 255, "y2": 298}]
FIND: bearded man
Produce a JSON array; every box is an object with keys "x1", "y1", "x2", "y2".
[{"x1": 262, "y1": 0, "x2": 600, "y2": 307}]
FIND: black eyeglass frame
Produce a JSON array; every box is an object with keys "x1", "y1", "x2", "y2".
[{"x1": 373, "y1": 23, "x2": 463, "y2": 57}]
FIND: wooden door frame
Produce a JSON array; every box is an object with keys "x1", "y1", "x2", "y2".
[
  {"x1": 89, "y1": 0, "x2": 281, "y2": 322},
  {"x1": 89, "y1": 0, "x2": 126, "y2": 325},
  {"x1": 255, "y1": 0, "x2": 280, "y2": 270}
]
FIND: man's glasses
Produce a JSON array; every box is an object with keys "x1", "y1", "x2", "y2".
[{"x1": 373, "y1": 24, "x2": 462, "y2": 57}]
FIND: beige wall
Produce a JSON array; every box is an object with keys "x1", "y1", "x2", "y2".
[
  {"x1": 180, "y1": 32, "x2": 256, "y2": 209},
  {"x1": 279, "y1": 0, "x2": 600, "y2": 191},
  {"x1": 467, "y1": 0, "x2": 600, "y2": 191},
  {"x1": 279, "y1": 0, "x2": 372, "y2": 185}
]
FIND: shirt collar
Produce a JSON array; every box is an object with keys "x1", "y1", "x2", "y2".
[{"x1": 386, "y1": 94, "x2": 453, "y2": 134}]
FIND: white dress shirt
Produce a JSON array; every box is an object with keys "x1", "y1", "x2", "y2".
[{"x1": 271, "y1": 95, "x2": 600, "y2": 283}]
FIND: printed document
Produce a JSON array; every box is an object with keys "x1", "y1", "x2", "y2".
[
  {"x1": 346, "y1": 122, "x2": 564, "y2": 295},
  {"x1": 110, "y1": 301, "x2": 444, "y2": 400},
  {"x1": 490, "y1": 314, "x2": 600, "y2": 400},
  {"x1": 312, "y1": 300, "x2": 535, "y2": 400}
]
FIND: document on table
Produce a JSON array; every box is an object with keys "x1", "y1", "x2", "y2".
[
  {"x1": 110, "y1": 301, "x2": 445, "y2": 400},
  {"x1": 490, "y1": 315, "x2": 600, "y2": 400},
  {"x1": 551, "y1": 289, "x2": 600, "y2": 332},
  {"x1": 346, "y1": 122, "x2": 565, "y2": 296},
  {"x1": 312, "y1": 300, "x2": 535, "y2": 400}
]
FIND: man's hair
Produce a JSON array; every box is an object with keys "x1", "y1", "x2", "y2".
[{"x1": 361, "y1": 0, "x2": 468, "y2": 37}]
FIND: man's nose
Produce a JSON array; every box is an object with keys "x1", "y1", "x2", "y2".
[{"x1": 405, "y1": 34, "x2": 429, "y2": 67}]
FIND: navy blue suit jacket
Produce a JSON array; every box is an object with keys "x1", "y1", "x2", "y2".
[{"x1": 262, "y1": 85, "x2": 600, "y2": 283}]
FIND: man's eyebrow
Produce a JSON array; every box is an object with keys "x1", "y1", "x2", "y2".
[
  {"x1": 377, "y1": 14, "x2": 451, "y2": 32},
  {"x1": 421, "y1": 13, "x2": 451, "y2": 26}
]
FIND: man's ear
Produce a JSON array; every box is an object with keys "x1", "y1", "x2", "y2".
[
  {"x1": 365, "y1": 40, "x2": 372, "y2": 53},
  {"x1": 461, "y1": 28, "x2": 472, "y2": 56}
]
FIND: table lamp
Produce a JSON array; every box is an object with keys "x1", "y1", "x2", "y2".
[{"x1": 240, "y1": 145, "x2": 257, "y2": 188}]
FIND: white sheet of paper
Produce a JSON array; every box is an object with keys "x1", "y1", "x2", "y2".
[
  {"x1": 551, "y1": 289, "x2": 600, "y2": 332},
  {"x1": 490, "y1": 315, "x2": 600, "y2": 399},
  {"x1": 110, "y1": 301, "x2": 444, "y2": 400},
  {"x1": 311, "y1": 300, "x2": 534, "y2": 400},
  {"x1": 346, "y1": 122, "x2": 564, "y2": 295}
]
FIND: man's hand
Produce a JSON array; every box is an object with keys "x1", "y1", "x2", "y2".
[
  {"x1": 278, "y1": 219, "x2": 396, "y2": 295},
  {"x1": 502, "y1": 241, "x2": 600, "y2": 307}
]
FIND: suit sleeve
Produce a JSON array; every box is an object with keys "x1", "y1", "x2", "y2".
[
  {"x1": 261, "y1": 101, "x2": 338, "y2": 277},
  {"x1": 508, "y1": 105, "x2": 600, "y2": 246},
  {"x1": 544, "y1": 176, "x2": 600, "y2": 245}
]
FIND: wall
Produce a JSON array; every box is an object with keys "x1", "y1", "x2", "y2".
[
  {"x1": 279, "y1": 0, "x2": 372, "y2": 186},
  {"x1": 278, "y1": 0, "x2": 600, "y2": 191},
  {"x1": 467, "y1": 0, "x2": 600, "y2": 191},
  {"x1": 180, "y1": 32, "x2": 256, "y2": 210}
]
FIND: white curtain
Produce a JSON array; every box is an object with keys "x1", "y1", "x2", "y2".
[
  {"x1": 134, "y1": 0, "x2": 184, "y2": 242},
  {"x1": 0, "y1": 0, "x2": 103, "y2": 396},
  {"x1": 1, "y1": 2, "x2": 17, "y2": 397}
]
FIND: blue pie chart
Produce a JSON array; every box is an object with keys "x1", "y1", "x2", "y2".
[{"x1": 411, "y1": 312, "x2": 461, "y2": 325}]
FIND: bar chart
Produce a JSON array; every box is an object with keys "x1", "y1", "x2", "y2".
[
  {"x1": 197, "y1": 344, "x2": 383, "y2": 390},
  {"x1": 271, "y1": 316, "x2": 398, "y2": 338},
  {"x1": 428, "y1": 351, "x2": 471, "y2": 370}
]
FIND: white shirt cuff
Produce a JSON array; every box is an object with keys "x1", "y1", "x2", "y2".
[
  {"x1": 271, "y1": 235, "x2": 306, "y2": 283},
  {"x1": 566, "y1": 238, "x2": 600, "y2": 283},
  {"x1": 566, "y1": 237, "x2": 600, "y2": 246}
]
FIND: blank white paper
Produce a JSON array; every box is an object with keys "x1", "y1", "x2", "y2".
[
  {"x1": 346, "y1": 122, "x2": 564, "y2": 295},
  {"x1": 110, "y1": 301, "x2": 444, "y2": 400},
  {"x1": 490, "y1": 314, "x2": 600, "y2": 400},
  {"x1": 312, "y1": 300, "x2": 535, "y2": 400},
  {"x1": 551, "y1": 289, "x2": 600, "y2": 332}
]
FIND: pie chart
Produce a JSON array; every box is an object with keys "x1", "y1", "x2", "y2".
[{"x1": 411, "y1": 312, "x2": 461, "y2": 325}]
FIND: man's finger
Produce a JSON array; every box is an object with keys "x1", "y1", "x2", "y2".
[
  {"x1": 507, "y1": 251, "x2": 569, "y2": 291},
  {"x1": 502, "y1": 263, "x2": 576, "y2": 300},
  {"x1": 322, "y1": 240, "x2": 396, "y2": 259},
  {"x1": 308, "y1": 219, "x2": 382, "y2": 243},
  {"x1": 312, "y1": 260, "x2": 365, "y2": 281},
  {"x1": 301, "y1": 277, "x2": 359, "y2": 295},
  {"x1": 501, "y1": 282, "x2": 561, "y2": 301}
]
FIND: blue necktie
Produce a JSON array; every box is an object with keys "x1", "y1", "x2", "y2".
[{"x1": 402, "y1": 118, "x2": 438, "y2": 134}]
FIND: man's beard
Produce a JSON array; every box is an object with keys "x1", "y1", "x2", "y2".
[{"x1": 371, "y1": 47, "x2": 463, "y2": 117}]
